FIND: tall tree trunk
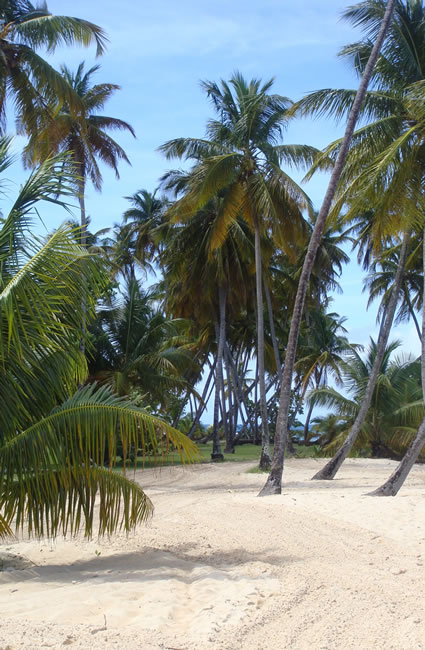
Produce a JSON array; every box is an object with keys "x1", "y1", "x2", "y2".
[
  {"x1": 264, "y1": 280, "x2": 281, "y2": 375},
  {"x1": 254, "y1": 359, "x2": 259, "y2": 444},
  {"x1": 311, "y1": 230, "x2": 409, "y2": 480},
  {"x1": 224, "y1": 344, "x2": 253, "y2": 431},
  {"x1": 303, "y1": 401, "x2": 315, "y2": 445},
  {"x1": 259, "y1": 0, "x2": 397, "y2": 496},
  {"x1": 188, "y1": 360, "x2": 216, "y2": 438},
  {"x1": 77, "y1": 169, "x2": 87, "y2": 356},
  {"x1": 217, "y1": 322, "x2": 229, "y2": 450},
  {"x1": 212, "y1": 286, "x2": 226, "y2": 460},
  {"x1": 224, "y1": 356, "x2": 235, "y2": 453},
  {"x1": 368, "y1": 228, "x2": 425, "y2": 495},
  {"x1": 254, "y1": 217, "x2": 271, "y2": 469},
  {"x1": 77, "y1": 172, "x2": 87, "y2": 247}
]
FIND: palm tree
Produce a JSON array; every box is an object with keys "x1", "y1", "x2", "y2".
[
  {"x1": 259, "y1": 0, "x2": 397, "y2": 495},
  {"x1": 295, "y1": 309, "x2": 359, "y2": 444},
  {"x1": 161, "y1": 198, "x2": 255, "y2": 458},
  {"x1": 0, "y1": 144, "x2": 197, "y2": 538},
  {"x1": 88, "y1": 277, "x2": 197, "y2": 412},
  {"x1": 0, "y1": 1, "x2": 106, "y2": 134},
  {"x1": 291, "y1": 0, "x2": 425, "y2": 482},
  {"x1": 365, "y1": 236, "x2": 422, "y2": 340},
  {"x1": 123, "y1": 189, "x2": 168, "y2": 271},
  {"x1": 160, "y1": 72, "x2": 316, "y2": 469},
  {"x1": 310, "y1": 340, "x2": 423, "y2": 459},
  {"x1": 24, "y1": 61, "x2": 135, "y2": 245}
]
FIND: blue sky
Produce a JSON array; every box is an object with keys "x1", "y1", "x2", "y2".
[{"x1": 8, "y1": 0, "x2": 420, "y2": 362}]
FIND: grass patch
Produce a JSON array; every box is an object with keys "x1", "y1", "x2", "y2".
[
  {"x1": 114, "y1": 442, "x2": 326, "y2": 471},
  {"x1": 114, "y1": 442, "x2": 269, "y2": 471}
]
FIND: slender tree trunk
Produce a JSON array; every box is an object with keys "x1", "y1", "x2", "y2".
[
  {"x1": 254, "y1": 218, "x2": 271, "y2": 469},
  {"x1": 224, "y1": 344, "x2": 253, "y2": 430},
  {"x1": 368, "y1": 227, "x2": 425, "y2": 495},
  {"x1": 77, "y1": 170, "x2": 87, "y2": 356},
  {"x1": 303, "y1": 401, "x2": 315, "y2": 445},
  {"x1": 188, "y1": 360, "x2": 216, "y2": 438},
  {"x1": 264, "y1": 280, "x2": 282, "y2": 375},
  {"x1": 77, "y1": 172, "x2": 87, "y2": 247},
  {"x1": 254, "y1": 358, "x2": 260, "y2": 444},
  {"x1": 404, "y1": 286, "x2": 421, "y2": 341},
  {"x1": 368, "y1": 414, "x2": 425, "y2": 495},
  {"x1": 212, "y1": 287, "x2": 226, "y2": 460},
  {"x1": 218, "y1": 329, "x2": 229, "y2": 449},
  {"x1": 311, "y1": 230, "x2": 409, "y2": 480},
  {"x1": 239, "y1": 383, "x2": 280, "y2": 439},
  {"x1": 259, "y1": 0, "x2": 397, "y2": 496},
  {"x1": 224, "y1": 356, "x2": 235, "y2": 452}
]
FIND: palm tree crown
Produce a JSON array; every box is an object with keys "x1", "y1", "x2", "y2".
[{"x1": 0, "y1": 1, "x2": 107, "y2": 133}]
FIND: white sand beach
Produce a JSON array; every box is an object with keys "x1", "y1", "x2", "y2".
[{"x1": 1, "y1": 458, "x2": 425, "y2": 649}]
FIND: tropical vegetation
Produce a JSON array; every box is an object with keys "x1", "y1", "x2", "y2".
[{"x1": 4, "y1": 0, "x2": 425, "y2": 543}]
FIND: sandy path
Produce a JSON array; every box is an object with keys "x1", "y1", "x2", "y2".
[{"x1": 1, "y1": 458, "x2": 425, "y2": 649}]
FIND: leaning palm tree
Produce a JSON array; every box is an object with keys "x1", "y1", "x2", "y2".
[
  {"x1": 259, "y1": 0, "x2": 397, "y2": 495},
  {"x1": 24, "y1": 62, "x2": 135, "y2": 244},
  {"x1": 160, "y1": 72, "x2": 316, "y2": 469},
  {"x1": 0, "y1": 1, "x2": 106, "y2": 134},
  {"x1": 290, "y1": 0, "x2": 425, "y2": 482},
  {"x1": 0, "y1": 144, "x2": 197, "y2": 538}
]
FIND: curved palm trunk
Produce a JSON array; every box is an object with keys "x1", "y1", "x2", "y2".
[
  {"x1": 368, "y1": 414, "x2": 425, "y2": 495},
  {"x1": 254, "y1": 218, "x2": 271, "y2": 470},
  {"x1": 259, "y1": 0, "x2": 397, "y2": 496},
  {"x1": 368, "y1": 229, "x2": 425, "y2": 495},
  {"x1": 311, "y1": 230, "x2": 409, "y2": 480},
  {"x1": 212, "y1": 286, "x2": 226, "y2": 460}
]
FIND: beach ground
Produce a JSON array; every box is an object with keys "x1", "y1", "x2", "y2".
[{"x1": 1, "y1": 458, "x2": 425, "y2": 649}]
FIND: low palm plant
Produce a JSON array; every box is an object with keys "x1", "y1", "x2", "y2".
[
  {"x1": 0, "y1": 143, "x2": 197, "y2": 538},
  {"x1": 309, "y1": 340, "x2": 423, "y2": 458}
]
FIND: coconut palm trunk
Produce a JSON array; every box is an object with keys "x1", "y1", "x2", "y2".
[
  {"x1": 188, "y1": 360, "x2": 216, "y2": 438},
  {"x1": 265, "y1": 280, "x2": 282, "y2": 375},
  {"x1": 311, "y1": 230, "x2": 409, "y2": 480},
  {"x1": 303, "y1": 401, "x2": 315, "y2": 445},
  {"x1": 368, "y1": 228, "x2": 425, "y2": 495},
  {"x1": 254, "y1": 217, "x2": 271, "y2": 469},
  {"x1": 259, "y1": 0, "x2": 397, "y2": 496},
  {"x1": 212, "y1": 286, "x2": 226, "y2": 460},
  {"x1": 77, "y1": 164, "x2": 88, "y2": 356},
  {"x1": 405, "y1": 287, "x2": 421, "y2": 341},
  {"x1": 77, "y1": 171, "x2": 87, "y2": 247}
]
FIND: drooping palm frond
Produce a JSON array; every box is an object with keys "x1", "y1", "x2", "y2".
[{"x1": 0, "y1": 143, "x2": 198, "y2": 538}]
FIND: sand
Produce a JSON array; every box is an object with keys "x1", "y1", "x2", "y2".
[{"x1": 1, "y1": 457, "x2": 425, "y2": 649}]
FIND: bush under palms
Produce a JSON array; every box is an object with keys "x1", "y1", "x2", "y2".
[{"x1": 309, "y1": 339, "x2": 423, "y2": 458}]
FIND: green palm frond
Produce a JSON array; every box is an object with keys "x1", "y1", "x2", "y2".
[{"x1": 12, "y1": 14, "x2": 107, "y2": 56}]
